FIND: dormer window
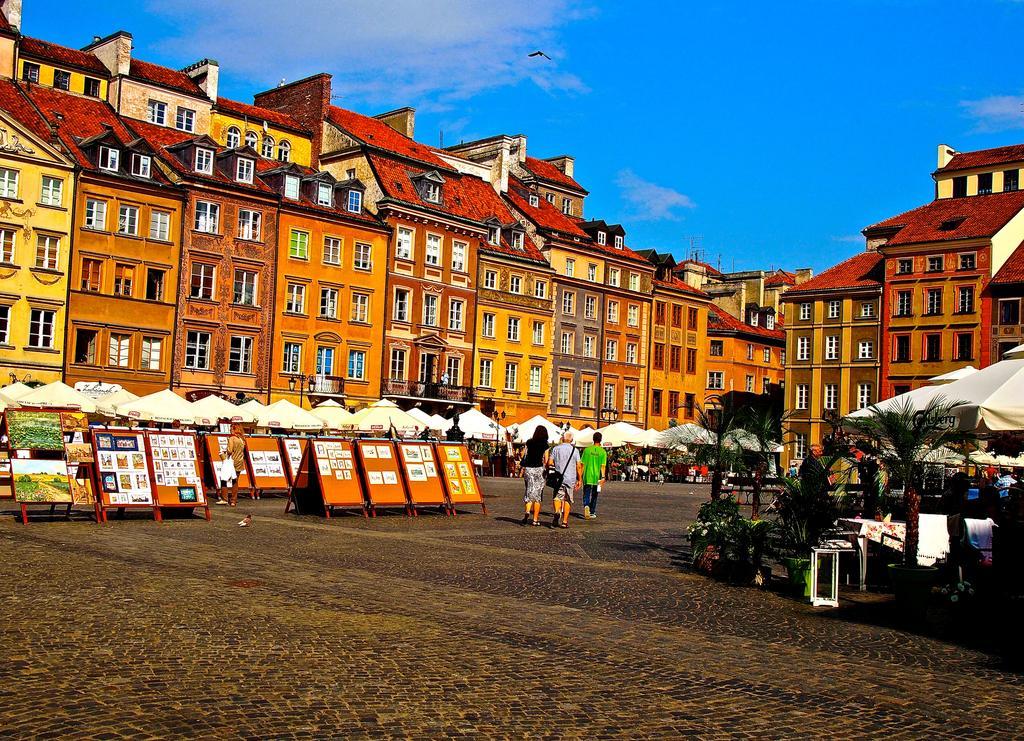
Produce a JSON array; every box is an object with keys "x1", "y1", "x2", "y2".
[
  {"x1": 317, "y1": 183, "x2": 332, "y2": 207},
  {"x1": 284, "y1": 175, "x2": 300, "y2": 200},
  {"x1": 277, "y1": 141, "x2": 291, "y2": 162},
  {"x1": 147, "y1": 100, "x2": 167, "y2": 126},
  {"x1": 488, "y1": 226, "x2": 500, "y2": 245},
  {"x1": 98, "y1": 146, "x2": 120, "y2": 172},
  {"x1": 261, "y1": 136, "x2": 275, "y2": 159},
  {"x1": 226, "y1": 127, "x2": 240, "y2": 149},
  {"x1": 529, "y1": 194, "x2": 539, "y2": 207},
  {"x1": 245, "y1": 131, "x2": 258, "y2": 149},
  {"x1": 194, "y1": 148, "x2": 214, "y2": 175},
  {"x1": 597, "y1": 231, "x2": 606, "y2": 245},
  {"x1": 175, "y1": 107, "x2": 196, "y2": 133},
  {"x1": 512, "y1": 231, "x2": 524, "y2": 249},
  {"x1": 614, "y1": 235, "x2": 623, "y2": 249},
  {"x1": 766, "y1": 314, "x2": 775, "y2": 330},
  {"x1": 236, "y1": 157, "x2": 254, "y2": 184},
  {"x1": 749, "y1": 312, "x2": 759, "y2": 327},
  {"x1": 424, "y1": 181, "x2": 441, "y2": 203},
  {"x1": 131, "y1": 154, "x2": 151, "y2": 178},
  {"x1": 347, "y1": 190, "x2": 362, "y2": 213}
]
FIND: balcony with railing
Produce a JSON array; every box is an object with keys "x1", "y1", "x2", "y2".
[
  {"x1": 382, "y1": 378, "x2": 474, "y2": 405},
  {"x1": 305, "y1": 374, "x2": 345, "y2": 397}
]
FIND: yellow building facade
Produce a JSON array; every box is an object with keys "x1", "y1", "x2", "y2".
[{"x1": 210, "y1": 99, "x2": 313, "y2": 169}]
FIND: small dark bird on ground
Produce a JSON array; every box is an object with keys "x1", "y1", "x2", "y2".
[
  {"x1": 528, "y1": 51, "x2": 551, "y2": 60},
  {"x1": 238, "y1": 514, "x2": 252, "y2": 527}
]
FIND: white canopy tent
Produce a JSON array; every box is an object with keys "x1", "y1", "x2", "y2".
[
  {"x1": 344, "y1": 399, "x2": 422, "y2": 436},
  {"x1": 405, "y1": 407, "x2": 438, "y2": 429},
  {"x1": 95, "y1": 389, "x2": 139, "y2": 417},
  {"x1": 115, "y1": 389, "x2": 196, "y2": 424},
  {"x1": 310, "y1": 400, "x2": 355, "y2": 430},
  {"x1": 656, "y1": 423, "x2": 716, "y2": 449},
  {"x1": 0, "y1": 382, "x2": 34, "y2": 400},
  {"x1": 19, "y1": 381, "x2": 98, "y2": 412},
  {"x1": 253, "y1": 399, "x2": 324, "y2": 431},
  {"x1": 450, "y1": 407, "x2": 507, "y2": 440},
  {"x1": 429, "y1": 414, "x2": 453, "y2": 432},
  {"x1": 237, "y1": 399, "x2": 269, "y2": 416},
  {"x1": 592, "y1": 421, "x2": 648, "y2": 448},
  {"x1": 847, "y1": 357, "x2": 1024, "y2": 433},
  {"x1": 0, "y1": 391, "x2": 19, "y2": 411},
  {"x1": 512, "y1": 414, "x2": 562, "y2": 444},
  {"x1": 191, "y1": 394, "x2": 257, "y2": 426},
  {"x1": 929, "y1": 366, "x2": 978, "y2": 385}
]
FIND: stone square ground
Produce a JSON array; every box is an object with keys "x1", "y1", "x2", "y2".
[{"x1": 0, "y1": 478, "x2": 1020, "y2": 738}]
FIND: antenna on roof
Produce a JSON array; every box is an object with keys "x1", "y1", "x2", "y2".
[{"x1": 439, "y1": 129, "x2": 444, "y2": 148}]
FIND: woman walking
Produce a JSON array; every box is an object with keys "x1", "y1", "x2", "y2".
[
  {"x1": 521, "y1": 426, "x2": 550, "y2": 526},
  {"x1": 218, "y1": 423, "x2": 248, "y2": 507}
]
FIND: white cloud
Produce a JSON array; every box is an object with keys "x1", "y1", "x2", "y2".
[
  {"x1": 960, "y1": 94, "x2": 1024, "y2": 133},
  {"x1": 146, "y1": 0, "x2": 590, "y2": 106},
  {"x1": 615, "y1": 169, "x2": 695, "y2": 221}
]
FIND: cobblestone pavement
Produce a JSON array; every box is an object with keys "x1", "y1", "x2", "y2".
[{"x1": 0, "y1": 479, "x2": 1020, "y2": 738}]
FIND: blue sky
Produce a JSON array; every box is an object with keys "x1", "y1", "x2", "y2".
[{"x1": 24, "y1": 1, "x2": 1024, "y2": 273}]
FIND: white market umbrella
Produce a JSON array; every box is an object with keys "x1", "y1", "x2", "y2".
[
  {"x1": 191, "y1": 394, "x2": 257, "y2": 426},
  {"x1": 0, "y1": 382, "x2": 35, "y2": 400},
  {"x1": 95, "y1": 389, "x2": 139, "y2": 417},
  {"x1": 847, "y1": 358, "x2": 1024, "y2": 433},
  {"x1": 594, "y1": 421, "x2": 647, "y2": 448},
  {"x1": 429, "y1": 414, "x2": 453, "y2": 432},
  {"x1": 929, "y1": 366, "x2": 977, "y2": 385},
  {"x1": 254, "y1": 399, "x2": 324, "y2": 431},
  {"x1": 19, "y1": 381, "x2": 98, "y2": 412},
  {"x1": 115, "y1": 389, "x2": 196, "y2": 424},
  {"x1": 405, "y1": 407, "x2": 436, "y2": 428},
  {"x1": 1004, "y1": 344, "x2": 1024, "y2": 359},
  {"x1": 970, "y1": 450, "x2": 998, "y2": 465},
  {"x1": 311, "y1": 401, "x2": 355, "y2": 430},
  {"x1": 453, "y1": 407, "x2": 506, "y2": 440},
  {"x1": 657, "y1": 423, "x2": 716, "y2": 449},
  {"x1": 345, "y1": 399, "x2": 422, "y2": 436},
  {"x1": 513, "y1": 414, "x2": 561, "y2": 444},
  {"x1": 238, "y1": 399, "x2": 268, "y2": 415},
  {"x1": 0, "y1": 391, "x2": 19, "y2": 411}
]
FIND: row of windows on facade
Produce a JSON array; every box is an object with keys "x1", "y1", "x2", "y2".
[
  {"x1": 708, "y1": 339, "x2": 779, "y2": 363},
  {"x1": 184, "y1": 332, "x2": 368, "y2": 380},
  {"x1": 793, "y1": 383, "x2": 874, "y2": 413},
  {"x1": 553, "y1": 376, "x2": 638, "y2": 412},
  {"x1": 793, "y1": 336, "x2": 875, "y2": 361},
  {"x1": 191, "y1": 266, "x2": 373, "y2": 319},
  {"x1": 526, "y1": 190, "x2": 576, "y2": 216},
  {"x1": 554, "y1": 330, "x2": 642, "y2": 363},
  {"x1": 72, "y1": 329, "x2": 162, "y2": 371},
  {"x1": 560, "y1": 291, "x2": 642, "y2": 326},
  {"x1": 395, "y1": 228, "x2": 470, "y2": 272},
  {"x1": 951, "y1": 172, "x2": 1019, "y2": 197},
  {"x1": 706, "y1": 371, "x2": 773, "y2": 393},
  {"x1": 650, "y1": 389, "x2": 697, "y2": 419},
  {"x1": 891, "y1": 332, "x2": 975, "y2": 363},
  {"x1": 895, "y1": 253, "x2": 976, "y2": 275},
  {"x1": 654, "y1": 303, "x2": 700, "y2": 330},
  {"x1": 891, "y1": 286, "x2": 976, "y2": 317},
  {"x1": 652, "y1": 344, "x2": 699, "y2": 373},
  {"x1": 561, "y1": 257, "x2": 644, "y2": 290},
  {"x1": 21, "y1": 61, "x2": 101, "y2": 96},
  {"x1": 0, "y1": 306, "x2": 57, "y2": 349},
  {"x1": 795, "y1": 299, "x2": 876, "y2": 322}
]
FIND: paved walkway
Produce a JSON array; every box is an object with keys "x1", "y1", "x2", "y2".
[{"x1": 0, "y1": 479, "x2": 1020, "y2": 738}]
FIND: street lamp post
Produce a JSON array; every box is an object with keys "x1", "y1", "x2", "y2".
[
  {"x1": 288, "y1": 374, "x2": 316, "y2": 409},
  {"x1": 491, "y1": 410, "x2": 506, "y2": 476},
  {"x1": 599, "y1": 407, "x2": 619, "y2": 425}
]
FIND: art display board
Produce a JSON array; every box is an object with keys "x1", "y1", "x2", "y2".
[
  {"x1": 355, "y1": 440, "x2": 410, "y2": 514},
  {"x1": 245, "y1": 436, "x2": 290, "y2": 491},
  {"x1": 288, "y1": 438, "x2": 366, "y2": 517},
  {"x1": 281, "y1": 437, "x2": 307, "y2": 485},
  {"x1": 144, "y1": 430, "x2": 209, "y2": 515},
  {"x1": 5, "y1": 410, "x2": 64, "y2": 451},
  {"x1": 204, "y1": 434, "x2": 253, "y2": 493},
  {"x1": 396, "y1": 441, "x2": 447, "y2": 510},
  {"x1": 93, "y1": 431, "x2": 160, "y2": 521},
  {"x1": 436, "y1": 443, "x2": 487, "y2": 513},
  {"x1": 0, "y1": 450, "x2": 11, "y2": 499}
]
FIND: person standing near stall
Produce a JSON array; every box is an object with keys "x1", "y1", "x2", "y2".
[
  {"x1": 520, "y1": 426, "x2": 550, "y2": 526},
  {"x1": 580, "y1": 432, "x2": 607, "y2": 519},
  {"x1": 219, "y1": 423, "x2": 248, "y2": 507}
]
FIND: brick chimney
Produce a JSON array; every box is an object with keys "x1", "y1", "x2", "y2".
[
  {"x1": 794, "y1": 268, "x2": 814, "y2": 285},
  {"x1": 374, "y1": 107, "x2": 415, "y2": 138},
  {"x1": 255, "y1": 73, "x2": 331, "y2": 166},
  {"x1": 183, "y1": 58, "x2": 219, "y2": 102},
  {"x1": 83, "y1": 31, "x2": 133, "y2": 77},
  {"x1": 1, "y1": 0, "x2": 22, "y2": 31},
  {"x1": 545, "y1": 154, "x2": 574, "y2": 178},
  {"x1": 937, "y1": 143, "x2": 956, "y2": 170}
]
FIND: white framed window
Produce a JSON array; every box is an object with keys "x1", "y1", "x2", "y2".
[
  {"x1": 422, "y1": 294, "x2": 438, "y2": 325},
  {"x1": 766, "y1": 314, "x2": 775, "y2": 330},
  {"x1": 534, "y1": 280, "x2": 547, "y2": 298},
  {"x1": 583, "y1": 335, "x2": 595, "y2": 358},
  {"x1": 118, "y1": 205, "x2": 139, "y2": 236},
  {"x1": 393, "y1": 289, "x2": 410, "y2": 322},
  {"x1": 562, "y1": 291, "x2": 575, "y2": 315},
  {"x1": 141, "y1": 337, "x2": 162, "y2": 371},
  {"x1": 147, "y1": 100, "x2": 167, "y2": 125},
  {"x1": 605, "y1": 339, "x2": 618, "y2": 361},
  {"x1": 796, "y1": 384, "x2": 809, "y2": 410},
  {"x1": 445, "y1": 356, "x2": 462, "y2": 385},
  {"x1": 0, "y1": 229, "x2": 14, "y2": 263},
  {"x1": 607, "y1": 300, "x2": 619, "y2": 323},
  {"x1": 194, "y1": 148, "x2": 214, "y2": 174},
  {"x1": 85, "y1": 199, "x2": 107, "y2": 230},
  {"x1": 588, "y1": 263, "x2": 597, "y2": 282},
  {"x1": 319, "y1": 287, "x2": 339, "y2": 318},
  {"x1": 529, "y1": 193, "x2": 539, "y2": 207},
  {"x1": 351, "y1": 292, "x2": 369, "y2": 323},
  {"x1": 597, "y1": 231, "x2": 606, "y2": 245},
  {"x1": 532, "y1": 321, "x2": 544, "y2": 345},
  {"x1": 449, "y1": 299, "x2": 464, "y2": 331},
  {"x1": 860, "y1": 302, "x2": 875, "y2": 318},
  {"x1": 35, "y1": 235, "x2": 59, "y2": 270},
  {"x1": 488, "y1": 226, "x2": 499, "y2": 245},
  {"x1": 190, "y1": 263, "x2": 215, "y2": 299},
  {"x1": 745, "y1": 375, "x2": 755, "y2": 392},
  {"x1": 827, "y1": 300, "x2": 841, "y2": 319},
  {"x1": 285, "y1": 283, "x2": 306, "y2": 313},
  {"x1": 424, "y1": 181, "x2": 441, "y2": 202},
  {"x1": 624, "y1": 386, "x2": 636, "y2": 412},
  {"x1": 504, "y1": 362, "x2": 518, "y2": 391},
  {"x1": 149, "y1": 210, "x2": 170, "y2": 241},
  {"x1": 763, "y1": 347, "x2": 771, "y2": 363},
  {"x1": 228, "y1": 335, "x2": 253, "y2": 374},
  {"x1": 824, "y1": 335, "x2": 838, "y2": 360},
  {"x1": 284, "y1": 175, "x2": 300, "y2": 200},
  {"x1": 107, "y1": 333, "x2": 130, "y2": 367},
  {"x1": 584, "y1": 295, "x2": 596, "y2": 319},
  {"x1": 483, "y1": 270, "x2": 497, "y2": 289},
  {"x1": 184, "y1": 330, "x2": 211, "y2": 369},
  {"x1": 389, "y1": 348, "x2": 407, "y2": 380},
  {"x1": 282, "y1": 341, "x2": 302, "y2": 374},
  {"x1": 289, "y1": 229, "x2": 309, "y2": 259},
  {"x1": 794, "y1": 433, "x2": 808, "y2": 461},
  {"x1": 614, "y1": 235, "x2": 623, "y2": 249},
  {"x1": 608, "y1": 267, "x2": 620, "y2": 286},
  {"x1": 558, "y1": 377, "x2": 571, "y2": 405},
  {"x1": 627, "y1": 304, "x2": 639, "y2": 327},
  {"x1": 509, "y1": 275, "x2": 522, "y2": 294},
  {"x1": 315, "y1": 238, "x2": 340, "y2": 268},
  {"x1": 226, "y1": 127, "x2": 241, "y2": 149},
  {"x1": 316, "y1": 182, "x2": 332, "y2": 207},
  {"x1": 512, "y1": 231, "x2": 524, "y2": 249},
  {"x1": 40, "y1": 176, "x2": 62, "y2": 206},
  {"x1": 857, "y1": 383, "x2": 872, "y2": 410},
  {"x1": 452, "y1": 240, "x2": 467, "y2": 272},
  {"x1": 707, "y1": 371, "x2": 724, "y2": 390},
  {"x1": 316, "y1": 346, "x2": 335, "y2": 376},
  {"x1": 175, "y1": 107, "x2": 195, "y2": 133},
  {"x1": 28, "y1": 308, "x2": 55, "y2": 348},
  {"x1": 626, "y1": 342, "x2": 638, "y2": 364},
  {"x1": 98, "y1": 147, "x2": 119, "y2": 172},
  {"x1": 481, "y1": 312, "x2": 495, "y2": 338},
  {"x1": 245, "y1": 131, "x2": 259, "y2": 149},
  {"x1": 797, "y1": 336, "x2": 810, "y2": 361},
  {"x1": 799, "y1": 302, "x2": 811, "y2": 321},
  {"x1": 237, "y1": 209, "x2": 262, "y2": 241},
  {"x1": 545, "y1": 192, "x2": 555, "y2": 204},
  {"x1": 507, "y1": 316, "x2": 520, "y2": 342},
  {"x1": 261, "y1": 136, "x2": 275, "y2": 159},
  {"x1": 603, "y1": 383, "x2": 616, "y2": 409},
  {"x1": 560, "y1": 331, "x2": 573, "y2": 354},
  {"x1": 277, "y1": 141, "x2": 291, "y2": 162},
  {"x1": 824, "y1": 384, "x2": 838, "y2": 411},
  {"x1": 629, "y1": 273, "x2": 640, "y2": 291},
  {"x1": 479, "y1": 358, "x2": 493, "y2": 387},
  {"x1": 347, "y1": 189, "x2": 362, "y2": 213},
  {"x1": 131, "y1": 154, "x2": 151, "y2": 179},
  {"x1": 233, "y1": 269, "x2": 258, "y2": 306},
  {"x1": 565, "y1": 258, "x2": 575, "y2": 277},
  {"x1": 396, "y1": 227, "x2": 414, "y2": 260},
  {"x1": 0, "y1": 168, "x2": 18, "y2": 198},
  {"x1": 858, "y1": 339, "x2": 874, "y2": 359},
  {"x1": 562, "y1": 197, "x2": 572, "y2": 215},
  {"x1": 581, "y1": 380, "x2": 594, "y2": 407},
  {"x1": 425, "y1": 234, "x2": 441, "y2": 266},
  {"x1": 529, "y1": 365, "x2": 542, "y2": 393},
  {"x1": 194, "y1": 201, "x2": 220, "y2": 233},
  {"x1": 354, "y1": 242, "x2": 372, "y2": 270},
  {"x1": 236, "y1": 157, "x2": 254, "y2": 184}
]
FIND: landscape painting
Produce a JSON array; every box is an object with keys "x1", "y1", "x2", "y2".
[
  {"x1": 7, "y1": 411, "x2": 64, "y2": 451},
  {"x1": 11, "y1": 459, "x2": 72, "y2": 503}
]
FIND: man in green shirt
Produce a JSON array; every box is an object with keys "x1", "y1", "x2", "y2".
[{"x1": 580, "y1": 432, "x2": 607, "y2": 520}]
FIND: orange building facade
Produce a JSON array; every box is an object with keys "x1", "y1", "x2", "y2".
[{"x1": 706, "y1": 307, "x2": 785, "y2": 397}]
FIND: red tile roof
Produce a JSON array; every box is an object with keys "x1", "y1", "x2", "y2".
[
  {"x1": 129, "y1": 59, "x2": 205, "y2": 97},
  {"x1": 992, "y1": 241, "x2": 1024, "y2": 285},
  {"x1": 676, "y1": 259, "x2": 723, "y2": 278},
  {"x1": 20, "y1": 37, "x2": 108, "y2": 74},
  {"x1": 326, "y1": 105, "x2": 450, "y2": 169},
  {"x1": 480, "y1": 235, "x2": 548, "y2": 266},
  {"x1": 653, "y1": 275, "x2": 709, "y2": 299},
  {"x1": 938, "y1": 144, "x2": 1024, "y2": 174},
  {"x1": 864, "y1": 191, "x2": 1024, "y2": 246},
  {"x1": 505, "y1": 177, "x2": 589, "y2": 239},
  {"x1": 255, "y1": 160, "x2": 381, "y2": 226},
  {"x1": 708, "y1": 308, "x2": 785, "y2": 342},
  {"x1": 782, "y1": 251, "x2": 884, "y2": 298},
  {"x1": 765, "y1": 269, "x2": 796, "y2": 287},
  {"x1": 523, "y1": 156, "x2": 586, "y2": 193},
  {"x1": 215, "y1": 97, "x2": 309, "y2": 135},
  {"x1": 0, "y1": 80, "x2": 53, "y2": 143}
]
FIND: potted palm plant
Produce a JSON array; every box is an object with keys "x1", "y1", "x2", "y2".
[
  {"x1": 845, "y1": 397, "x2": 974, "y2": 614},
  {"x1": 690, "y1": 395, "x2": 742, "y2": 499}
]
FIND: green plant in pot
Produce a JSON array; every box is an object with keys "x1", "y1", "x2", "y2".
[
  {"x1": 688, "y1": 497, "x2": 774, "y2": 585},
  {"x1": 845, "y1": 397, "x2": 975, "y2": 615}
]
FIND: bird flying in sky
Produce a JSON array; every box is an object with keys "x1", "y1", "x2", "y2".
[{"x1": 528, "y1": 50, "x2": 552, "y2": 60}]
